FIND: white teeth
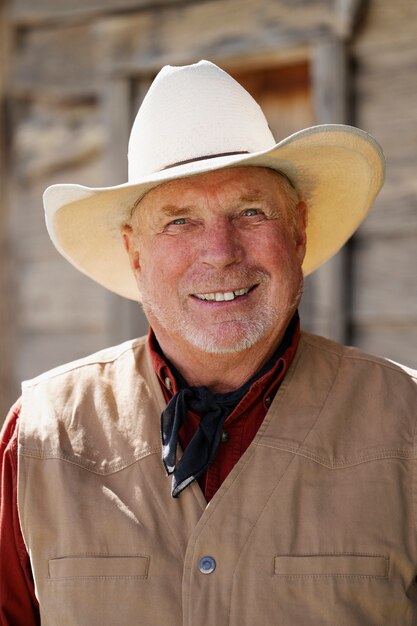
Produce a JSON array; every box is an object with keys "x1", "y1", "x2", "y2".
[{"x1": 194, "y1": 287, "x2": 250, "y2": 301}]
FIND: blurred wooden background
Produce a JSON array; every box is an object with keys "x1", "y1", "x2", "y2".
[{"x1": 1, "y1": 0, "x2": 416, "y2": 419}]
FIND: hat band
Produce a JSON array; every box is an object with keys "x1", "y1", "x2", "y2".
[{"x1": 162, "y1": 151, "x2": 249, "y2": 170}]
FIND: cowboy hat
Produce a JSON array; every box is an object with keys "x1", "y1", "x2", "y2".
[{"x1": 43, "y1": 60, "x2": 385, "y2": 301}]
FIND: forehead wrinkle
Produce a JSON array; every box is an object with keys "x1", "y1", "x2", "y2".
[
  {"x1": 136, "y1": 170, "x2": 287, "y2": 225},
  {"x1": 152, "y1": 191, "x2": 265, "y2": 218}
]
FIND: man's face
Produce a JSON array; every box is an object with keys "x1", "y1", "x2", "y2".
[{"x1": 123, "y1": 167, "x2": 307, "y2": 356}]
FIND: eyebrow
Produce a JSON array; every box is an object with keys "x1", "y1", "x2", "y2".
[
  {"x1": 235, "y1": 190, "x2": 264, "y2": 204},
  {"x1": 158, "y1": 204, "x2": 194, "y2": 217}
]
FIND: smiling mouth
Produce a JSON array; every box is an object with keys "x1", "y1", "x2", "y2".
[{"x1": 192, "y1": 286, "x2": 255, "y2": 302}]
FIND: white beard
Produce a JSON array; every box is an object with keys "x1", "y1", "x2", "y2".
[{"x1": 140, "y1": 270, "x2": 303, "y2": 355}]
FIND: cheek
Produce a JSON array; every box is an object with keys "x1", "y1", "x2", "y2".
[
  {"x1": 138, "y1": 240, "x2": 193, "y2": 292},
  {"x1": 255, "y1": 230, "x2": 299, "y2": 269}
]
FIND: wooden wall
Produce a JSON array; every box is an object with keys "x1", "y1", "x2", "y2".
[
  {"x1": 351, "y1": 0, "x2": 417, "y2": 365},
  {"x1": 1, "y1": 0, "x2": 416, "y2": 420},
  {"x1": 0, "y1": 0, "x2": 14, "y2": 419}
]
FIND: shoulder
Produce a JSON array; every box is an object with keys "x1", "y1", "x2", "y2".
[
  {"x1": 293, "y1": 332, "x2": 417, "y2": 457},
  {"x1": 19, "y1": 335, "x2": 155, "y2": 438},
  {"x1": 18, "y1": 337, "x2": 164, "y2": 470},
  {"x1": 297, "y1": 331, "x2": 417, "y2": 425},
  {"x1": 300, "y1": 331, "x2": 417, "y2": 384}
]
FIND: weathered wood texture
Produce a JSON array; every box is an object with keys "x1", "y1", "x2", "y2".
[
  {"x1": 353, "y1": 235, "x2": 417, "y2": 322},
  {"x1": 306, "y1": 38, "x2": 348, "y2": 343},
  {"x1": 2, "y1": 0, "x2": 417, "y2": 421},
  {"x1": 11, "y1": 0, "x2": 185, "y2": 25},
  {"x1": 101, "y1": 79, "x2": 149, "y2": 342},
  {"x1": 349, "y1": 0, "x2": 417, "y2": 365},
  {"x1": 12, "y1": 24, "x2": 102, "y2": 97},
  {"x1": 0, "y1": 0, "x2": 16, "y2": 418},
  {"x1": 11, "y1": 0, "x2": 360, "y2": 35},
  {"x1": 94, "y1": 0, "x2": 357, "y2": 74},
  {"x1": 7, "y1": 104, "x2": 111, "y2": 394},
  {"x1": 12, "y1": 0, "x2": 360, "y2": 96}
]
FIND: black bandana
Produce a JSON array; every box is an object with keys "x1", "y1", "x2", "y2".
[{"x1": 160, "y1": 312, "x2": 299, "y2": 497}]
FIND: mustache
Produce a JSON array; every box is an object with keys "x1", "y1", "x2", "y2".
[{"x1": 180, "y1": 268, "x2": 270, "y2": 294}]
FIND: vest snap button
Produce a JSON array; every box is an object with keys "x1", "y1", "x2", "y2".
[
  {"x1": 221, "y1": 429, "x2": 229, "y2": 443},
  {"x1": 199, "y1": 556, "x2": 216, "y2": 574},
  {"x1": 164, "y1": 377, "x2": 172, "y2": 390}
]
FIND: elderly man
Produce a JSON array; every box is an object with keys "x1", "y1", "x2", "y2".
[{"x1": 1, "y1": 60, "x2": 416, "y2": 625}]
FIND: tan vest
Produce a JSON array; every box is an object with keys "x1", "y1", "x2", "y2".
[{"x1": 18, "y1": 333, "x2": 417, "y2": 626}]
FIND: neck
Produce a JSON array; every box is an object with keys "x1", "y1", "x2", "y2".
[
  {"x1": 168, "y1": 351, "x2": 270, "y2": 393},
  {"x1": 152, "y1": 315, "x2": 298, "y2": 393}
]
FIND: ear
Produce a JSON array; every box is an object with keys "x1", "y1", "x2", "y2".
[
  {"x1": 122, "y1": 224, "x2": 141, "y2": 273},
  {"x1": 294, "y1": 201, "x2": 308, "y2": 263}
]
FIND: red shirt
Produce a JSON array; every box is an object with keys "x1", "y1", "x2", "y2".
[{"x1": 0, "y1": 324, "x2": 299, "y2": 624}]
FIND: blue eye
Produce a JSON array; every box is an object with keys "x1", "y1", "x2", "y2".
[
  {"x1": 171, "y1": 218, "x2": 187, "y2": 225},
  {"x1": 243, "y1": 209, "x2": 260, "y2": 217}
]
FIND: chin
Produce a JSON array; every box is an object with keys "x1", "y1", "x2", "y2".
[{"x1": 181, "y1": 319, "x2": 274, "y2": 355}]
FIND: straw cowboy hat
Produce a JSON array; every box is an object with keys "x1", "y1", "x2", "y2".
[{"x1": 43, "y1": 60, "x2": 385, "y2": 301}]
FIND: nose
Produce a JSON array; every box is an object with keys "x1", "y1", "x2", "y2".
[{"x1": 199, "y1": 218, "x2": 244, "y2": 269}]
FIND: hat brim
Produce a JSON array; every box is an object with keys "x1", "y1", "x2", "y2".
[{"x1": 43, "y1": 124, "x2": 385, "y2": 301}]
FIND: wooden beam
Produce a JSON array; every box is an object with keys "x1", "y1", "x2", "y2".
[
  {"x1": 101, "y1": 78, "x2": 149, "y2": 343},
  {"x1": 12, "y1": 22, "x2": 100, "y2": 98},
  {"x1": 10, "y1": 0, "x2": 186, "y2": 27},
  {"x1": 11, "y1": 0, "x2": 361, "y2": 97},
  {"x1": 10, "y1": 0, "x2": 362, "y2": 34},
  {"x1": 303, "y1": 37, "x2": 349, "y2": 343}
]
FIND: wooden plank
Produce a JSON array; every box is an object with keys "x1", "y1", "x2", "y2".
[
  {"x1": 348, "y1": 0, "x2": 417, "y2": 358},
  {"x1": 311, "y1": 37, "x2": 347, "y2": 123},
  {"x1": 9, "y1": 158, "x2": 105, "y2": 262},
  {"x1": 304, "y1": 38, "x2": 348, "y2": 343},
  {"x1": 18, "y1": 258, "x2": 109, "y2": 333},
  {"x1": 12, "y1": 100, "x2": 105, "y2": 182},
  {"x1": 352, "y1": 234, "x2": 417, "y2": 322},
  {"x1": 354, "y1": 324, "x2": 417, "y2": 370},
  {"x1": 353, "y1": 0, "x2": 417, "y2": 53},
  {"x1": 12, "y1": 23, "x2": 100, "y2": 95},
  {"x1": 11, "y1": 0, "x2": 361, "y2": 36},
  {"x1": 101, "y1": 78, "x2": 149, "y2": 343},
  {"x1": 0, "y1": 0, "x2": 16, "y2": 421},
  {"x1": 11, "y1": 0, "x2": 185, "y2": 26},
  {"x1": 304, "y1": 250, "x2": 348, "y2": 342},
  {"x1": 95, "y1": 0, "x2": 357, "y2": 77},
  {"x1": 11, "y1": 0, "x2": 361, "y2": 95},
  {"x1": 101, "y1": 79, "x2": 130, "y2": 186},
  {"x1": 359, "y1": 186, "x2": 417, "y2": 237},
  {"x1": 353, "y1": 37, "x2": 417, "y2": 238}
]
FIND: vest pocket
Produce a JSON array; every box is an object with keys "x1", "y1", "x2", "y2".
[
  {"x1": 274, "y1": 554, "x2": 389, "y2": 579},
  {"x1": 48, "y1": 555, "x2": 150, "y2": 579}
]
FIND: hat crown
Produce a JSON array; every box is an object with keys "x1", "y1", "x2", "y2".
[{"x1": 128, "y1": 60, "x2": 276, "y2": 181}]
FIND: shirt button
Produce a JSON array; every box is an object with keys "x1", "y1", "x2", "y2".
[
  {"x1": 164, "y1": 377, "x2": 172, "y2": 390},
  {"x1": 221, "y1": 429, "x2": 229, "y2": 443},
  {"x1": 265, "y1": 396, "x2": 271, "y2": 407},
  {"x1": 199, "y1": 556, "x2": 216, "y2": 574}
]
